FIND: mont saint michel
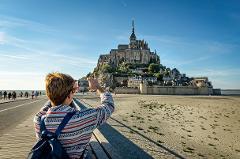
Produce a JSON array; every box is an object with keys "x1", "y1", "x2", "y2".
[
  {"x1": 97, "y1": 21, "x2": 160, "y2": 67},
  {"x1": 87, "y1": 21, "x2": 221, "y2": 95}
]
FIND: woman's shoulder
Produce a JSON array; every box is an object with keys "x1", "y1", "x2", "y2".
[{"x1": 73, "y1": 108, "x2": 98, "y2": 118}]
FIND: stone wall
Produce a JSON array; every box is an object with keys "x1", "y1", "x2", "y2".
[
  {"x1": 140, "y1": 84, "x2": 213, "y2": 95},
  {"x1": 114, "y1": 84, "x2": 216, "y2": 95},
  {"x1": 114, "y1": 87, "x2": 140, "y2": 94}
]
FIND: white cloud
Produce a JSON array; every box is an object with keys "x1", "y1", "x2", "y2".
[
  {"x1": 0, "y1": 71, "x2": 45, "y2": 76},
  {"x1": 206, "y1": 41, "x2": 237, "y2": 54},
  {"x1": 141, "y1": 35, "x2": 189, "y2": 46},
  {"x1": 186, "y1": 68, "x2": 240, "y2": 77},
  {"x1": 0, "y1": 49, "x2": 97, "y2": 90},
  {"x1": 142, "y1": 34, "x2": 238, "y2": 55},
  {"x1": 0, "y1": 32, "x2": 97, "y2": 67},
  {"x1": 50, "y1": 53, "x2": 97, "y2": 65},
  {"x1": 0, "y1": 15, "x2": 89, "y2": 41},
  {"x1": 2, "y1": 34, "x2": 44, "y2": 54},
  {"x1": 0, "y1": 54, "x2": 30, "y2": 60},
  {"x1": 0, "y1": 15, "x2": 58, "y2": 34},
  {"x1": 0, "y1": 32, "x2": 6, "y2": 44},
  {"x1": 162, "y1": 55, "x2": 211, "y2": 68}
]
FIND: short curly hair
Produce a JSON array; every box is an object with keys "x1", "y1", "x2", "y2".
[{"x1": 45, "y1": 72, "x2": 74, "y2": 106}]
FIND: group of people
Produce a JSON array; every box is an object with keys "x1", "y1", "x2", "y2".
[
  {"x1": 0, "y1": 91, "x2": 17, "y2": 100},
  {"x1": 30, "y1": 91, "x2": 42, "y2": 99},
  {"x1": 0, "y1": 91, "x2": 42, "y2": 100}
]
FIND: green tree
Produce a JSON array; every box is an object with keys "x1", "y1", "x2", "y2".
[
  {"x1": 86, "y1": 72, "x2": 92, "y2": 78},
  {"x1": 101, "y1": 64, "x2": 115, "y2": 73},
  {"x1": 117, "y1": 62, "x2": 129, "y2": 73},
  {"x1": 154, "y1": 73, "x2": 163, "y2": 81},
  {"x1": 148, "y1": 63, "x2": 160, "y2": 73}
]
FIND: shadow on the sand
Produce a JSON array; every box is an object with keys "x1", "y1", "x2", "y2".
[
  {"x1": 108, "y1": 117, "x2": 187, "y2": 159},
  {"x1": 98, "y1": 123, "x2": 154, "y2": 159},
  {"x1": 106, "y1": 117, "x2": 186, "y2": 159},
  {"x1": 73, "y1": 98, "x2": 185, "y2": 159}
]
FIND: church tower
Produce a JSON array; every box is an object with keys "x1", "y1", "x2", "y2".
[{"x1": 129, "y1": 20, "x2": 137, "y2": 48}]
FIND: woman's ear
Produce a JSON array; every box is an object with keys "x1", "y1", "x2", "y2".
[{"x1": 67, "y1": 94, "x2": 71, "y2": 99}]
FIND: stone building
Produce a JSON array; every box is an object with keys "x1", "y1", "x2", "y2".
[
  {"x1": 191, "y1": 77, "x2": 213, "y2": 88},
  {"x1": 128, "y1": 76, "x2": 157, "y2": 88},
  {"x1": 97, "y1": 21, "x2": 160, "y2": 68}
]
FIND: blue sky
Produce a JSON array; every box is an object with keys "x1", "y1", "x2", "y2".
[{"x1": 0, "y1": 0, "x2": 239, "y2": 90}]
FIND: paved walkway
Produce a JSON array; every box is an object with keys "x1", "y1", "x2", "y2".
[
  {"x1": 0, "y1": 97, "x2": 30, "y2": 104},
  {"x1": 0, "y1": 114, "x2": 35, "y2": 159}
]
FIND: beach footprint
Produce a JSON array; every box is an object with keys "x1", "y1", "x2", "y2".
[
  {"x1": 197, "y1": 153, "x2": 205, "y2": 158},
  {"x1": 235, "y1": 149, "x2": 240, "y2": 153},
  {"x1": 187, "y1": 134, "x2": 193, "y2": 138},
  {"x1": 183, "y1": 147, "x2": 195, "y2": 154}
]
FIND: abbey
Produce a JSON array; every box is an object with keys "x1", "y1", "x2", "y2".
[
  {"x1": 97, "y1": 21, "x2": 160, "y2": 67},
  {"x1": 88, "y1": 21, "x2": 221, "y2": 95}
]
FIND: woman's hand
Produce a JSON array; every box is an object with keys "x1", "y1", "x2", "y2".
[
  {"x1": 87, "y1": 77, "x2": 104, "y2": 93},
  {"x1": 87, "y1": 77, "x2": 100, "y2": 91}
]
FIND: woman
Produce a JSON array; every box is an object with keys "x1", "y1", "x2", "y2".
[{"x1": 34, "y1": 72, "x2": 114, "y2": 159}]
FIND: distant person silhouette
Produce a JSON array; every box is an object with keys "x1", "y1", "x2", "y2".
[
  {"x1": 3, "y1": 91, "x2": 7, "y2": 100},
  {"x1": 12, "y1": 91, "x2": 16, "y2": 100},
  {"x1": 20, "y1": 91, "x2": 23, "y2": 98},
  {"x1": 34, "y1": 91, "x2": 38, "y2": 98},
  {"x1": 31, "y1": 91, "x2": 34, "y2": 99},
  {"x1": 25, "y1": 91, "x2": 29, "y2": 98},
  {"x1": 8, "y1": 92, "x2": 12, "y2": 100}
]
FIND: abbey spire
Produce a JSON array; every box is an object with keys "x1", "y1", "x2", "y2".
[{"x1": 130, "y1": 20, "x2": 136, "y2": 42}]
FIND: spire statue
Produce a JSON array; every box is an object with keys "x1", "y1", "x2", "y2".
[
  {"x1": 130, "y1": 19, "x2": 136, "y2": 42},
  {"x1": 132, "y1": 19, "x2": 135, "y2": 34}
]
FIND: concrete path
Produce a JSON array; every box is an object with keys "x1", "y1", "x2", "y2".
[
  {"x1": 0, "y1": 97, "x2": 47, "y2": 158},
  {"x1": 0, "y1": 97, "x2": 30, "y2": 104},
  {"x1": 0, "y1": 114, "x2": 36, "y2": 159}
]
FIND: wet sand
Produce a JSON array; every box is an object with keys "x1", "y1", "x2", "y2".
[{"x1": 80, "y1": 94, "x2": 240, "y2": 159}]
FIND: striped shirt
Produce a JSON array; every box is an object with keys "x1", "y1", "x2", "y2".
[{"x1": 33, "y1": 92, "x2": 114, "y2": 159}]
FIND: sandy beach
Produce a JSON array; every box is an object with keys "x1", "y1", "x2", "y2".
[{"x1": 80, "y1": 94, "x2": 240, "y2": 159}]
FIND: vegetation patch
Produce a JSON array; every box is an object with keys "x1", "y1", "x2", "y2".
[
  {"x1": 148, "y1": 126, "x2": 159, "y2": 131},
  {"x1": 157, "y1": 140, "x2": 164, "y2": 144}
]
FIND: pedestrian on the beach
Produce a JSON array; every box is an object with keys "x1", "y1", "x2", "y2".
[
  {"x1": 12, "y1": 91, "x2": 16, "y2": 100},
  {"x1": 33, "y1": 72, "x2": 114, "y2": 159},
  {"x1": 34, "y1": 91, "x2": 38, "y2": 98},
  {"x1": 25, "y1": 91, "x2": 29, "y2": 98},
  {"x1": 20, "y1": 91, "x2": 23, "y2": 98},
  {"x1": 0, "y1": 91, "x2": 2, "y2": 100},
  {"x1": 8, "y1": 92, "x2": 12, "y2": 100},
  {"x1": 31, "y1": 91, "x2": 34, "y2": 99},
  {"x1": 3, "y1": 91, "x2": 7, "y2": 100}
]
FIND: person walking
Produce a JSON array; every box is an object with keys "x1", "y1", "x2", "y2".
[
  {"x1": 20, "y1": 91, "x2": 23, "y2": 98},
  {"x1": 34, "y1": 91, "x2": 38, "y2": 98},
  {"x1": 0, "y1": 91, "x2": 2, "y2": 100},
  {"x1": 31, "y1": 91, "x2": 34, "y2": 99},
  {"x1": 8, "y1": 92, "x2": 12, "y2": 100},
  {"x1": 25, "y1": 91, "x2": 29, "y2": 98},
  {"x1": 3, "y1": 91, "x2": 7, "y2": 100},
  {"x1": 12, "y1": 91, "x2": 16, "y2": 100}
]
